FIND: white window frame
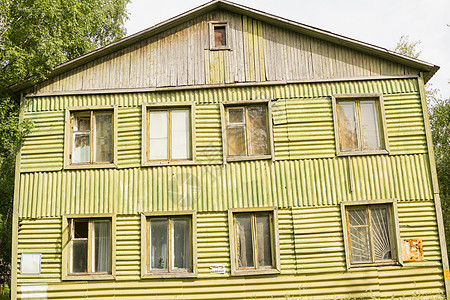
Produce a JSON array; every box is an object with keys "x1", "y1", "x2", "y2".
[
  {"x1": 62, "y1": 214, "x2": 116, "y2": 280},
  {"x1": 340, "y1": 199, "x2": 403, "y2": 270},
  {"x1": 209, "y1": 21, "x2": 231, "y2": 50},
  {"x1": 64, "y1": 105, "x2": 118, "y2": 169},
  {"x1": 141, "y1": 102, "x2": 196, "y2": 166},
  {"x1": 220, "y1": 100, "x2": 275, "y2": 163},
  {"x1": 140, "y1": 211, "x2": 197, "y2": 278},
  {"x1": 228, "y1": 207, "x2": 281, "y2": 276},
  {"x1": 332, "y1": 94, "x2": 389, "y2": 156}
]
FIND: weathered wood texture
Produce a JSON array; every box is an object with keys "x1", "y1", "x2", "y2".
[{"x1": 31, "y1": 10, "x2": 417, "y2": 96}]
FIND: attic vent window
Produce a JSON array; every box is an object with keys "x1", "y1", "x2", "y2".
[
  {"x1": 210, "y1": 22, "x2": 230, "y2": 50},
  {"x1": 214, "y1": 26, "x2": 226, "y2": 46}
]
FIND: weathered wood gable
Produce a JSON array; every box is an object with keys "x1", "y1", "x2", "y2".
[{"x1": 31, "y1": 9, "x2": 420, "y2": 96}]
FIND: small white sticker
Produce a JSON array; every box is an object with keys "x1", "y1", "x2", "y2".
[
  {"x1": 210, "y1": 264, "x2": 225, "y2": 274},
  {"x1": 21, "y1": 253, "x2": 41, "y2": 275}
]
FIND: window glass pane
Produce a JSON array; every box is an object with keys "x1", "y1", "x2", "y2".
[
  {"x1": 94, "y1": 221, "x2": 111, "y2": 273},
  {"x1": 338, "y1": 102, "x2": 358, "y2": 151},
  {"x1": 248, "y1": 106, "x2": 269, "y2": 155},
  {"x1": 149, "y1": 111, "x2": 168, "y2": 160},
  {"x1": 348, "y1": 207, "x2": 367, "y2": 226},
  {"x1": 256, "y1": 213, "x2": 272, "y2": 267},
  {"x1": 74, "y1": 115, "x2": 90, "y2": 132},
  {"x1": 94, "y1": 113, "x2": 113, "y2": 163},
  {"x1": 171, "y1": 110, "x2": 191, "y2": 160},
  {"x1": 227, "y1": 126, "x2": 246, "y2": 156},
  {"x1": 74, "y1": 220, "x2": 88, "y2": 238},
  {"x1": 214, "y1": 26, "x2": 226, "y2": 46},
  {"x1": 236, "y1": 214, "x2": 254, "y2": 268},
  {"x1": 73, "y1": 133, "x2": 90, "y2": 163},
  {"x1": 349, "y1": 226, "x2": 372, "y2": 263},
  {"x1": 228, "y1": 108, "x2": 244, "y2": 124},
  {"x1": 360, "y1": 101, "x2": 381, "y2": 149},
  {"x1": 72, "y1": 240, "x2": 88, "y2": 273},
  {"x1": 150, "y1": 218, "x2": 168, "y2": 270},
  {"x1": 172, "y1": 217, "x2": 191, "y2": 270},
  {"x1": 371, "y1": 206, "x2": 392, "y2": 261}
]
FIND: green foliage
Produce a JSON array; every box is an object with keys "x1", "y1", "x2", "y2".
[
  {"x1": 0, "y1": 0, "x2": 130, "y2": 290},
  {"x1": 429, "y1": 97, "x2": 450, "y2": 259},
  {"x1": 394, "y1": 35, "x2": 422, "y2": 59},
  {"x1": 394, "y1": 35, "x2": 450, "y2": 261}
]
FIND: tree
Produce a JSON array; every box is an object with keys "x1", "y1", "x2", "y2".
[
  {"x1": 394, "y1": 36, "x2": 450, "y2": 260},
  {"x1": 0, "y1": 0, "x2": 130, "y2": 289}
]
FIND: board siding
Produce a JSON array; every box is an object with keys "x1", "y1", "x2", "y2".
[{"x1": 31, "y1": 10, "x2": 419, "y2": 96}]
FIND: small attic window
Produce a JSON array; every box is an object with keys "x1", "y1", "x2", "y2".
[{"x1": 210, "y1": 22, "x2": 230, "y2": 50}]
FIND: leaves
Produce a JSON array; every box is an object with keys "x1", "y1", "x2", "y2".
[
  {"x1": 0, "y1": 0, "x2": 130, "y2": 289},
  {"x1": 394, "y1": 35, "x2": 422, "y2": 59}
]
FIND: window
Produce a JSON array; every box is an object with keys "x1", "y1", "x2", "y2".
[
  {"x1": 332, "y1": 94, "x2": 389, "y2": 155},
  {"x1": 62, "y1": 215, "x2": 116, "y2": 280},
  {"x1": 222, "y1": 101, "x2": 273, "y2": 161},
  {"x1": 141, "y1": 212, "x2": 197, "y2": 278},
  {"x1": 341, "y1": 200, "x2": 402, "y2": 269},
  {"x1": 228, "y1": 208, "x2": 280, "y2": 276},
  {"x1": 209, "y1": 22, "x2": 230, "y2": 50},
  {"x1": 65, "y1": 106, "x2": 117, "y2": 168},
  {"x1": 142, "y1": 103, "x2": 195, "y2": 166}
]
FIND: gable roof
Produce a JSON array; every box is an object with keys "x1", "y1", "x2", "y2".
[{"x1": 11, "y1": 0, "x2": 439, "y2": 94}]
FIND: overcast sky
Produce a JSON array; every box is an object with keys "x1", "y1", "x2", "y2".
[{"x1": 125, "y1": 0, "x2": 450, "y2": 99}]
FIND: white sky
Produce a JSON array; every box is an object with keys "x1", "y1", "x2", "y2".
[{"x1": 125, "y1": 0, "x2": 450, "y2": 99}]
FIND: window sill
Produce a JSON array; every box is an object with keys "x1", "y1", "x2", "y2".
[
  {"x1": 231, "y1": 268, "x2": 280, "y2": 277},
  {"x1": 347, "y1": 261, "x2": 401, "y2": 270},
  {"x1": 142, "y1": 160, "x2": 196, "y2": 167},
  {"x1": 337, "y1": 149, "x2": 389, "y2": 157},
  {"x1": 209, "y1": 46, "x2": 231, "y2": 51},
  {"x1": 65, "y1": 163, "x2": 117, "y2": 170},
  {"x1": 63, "y1": 274, "x2": 115, "y2": 281},
  {"x1": 142, "y1": 272, "x2": 197, "y2": 279},
  {"x1": 227, "y1": 154, "x2": 272, "y2": 162}
]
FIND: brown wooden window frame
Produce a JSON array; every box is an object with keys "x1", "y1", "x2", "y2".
[
  {"x1": 332, "y1": 94, "x2": 389, "y2": 156},
  {"x1": 64, "y1": 105, "x2": 118, "y2": 169},
  {"x1": 228, "y1": 207, "x2": 281, "y2": 276},
  {"x1": 62, "y1": 214, "x2": 116, "y2": 281},
  {"x1": 140, "y1": 211, "x2": 197, "y2": 279},
  {"x1": 209, "y1": 21, "x2": 231, "y2": 50},
  {"x1": 221, "y1": 100, "x2": 275, "y2": 163},
  {"x1": 141, "y1": 102, "x2": 196, "y2": 166},
  {"x1": 340, "y1": 199, "x2": 402, "y2": 270}
]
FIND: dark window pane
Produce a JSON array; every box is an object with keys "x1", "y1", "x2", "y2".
[
  {"x1": 94, "y1": 221, "x2": 111, "y2": 273},
  {"x1": 74, "y1": 115, "x2": 90, "y2": 132},
  {"x1": 214, "y1": 26, "x2": 226, "y2": 46},
  {"x1": 371, "y1": 206, "x2": 392, "y2": 261},
  {"x1": 227, "y1": 126, "x2": 246, "y2": 156},
  {"x1": 95, "y1": 113, "x2": 113, "y2": 163},
  {"x1": 172, "y1": 217, "x2": 191, "y2": 270},
  {"x1": 72, "y1": 240, "x2": 88, "y2": 273},
  {"x1": 248, "y1": 106, "x2": 269, "y2": 155},
  {"x1": 347, "y1": 208, "x2": 368, "y2": 227},
  {"x1": 256, "y1": 213, "x2": 272, "y2": 267},
  {"x1": 228, "y1": 108, "x2": 244, "y2": 124},
  {"x1": 150, "y1": 218, "x2": 168, "y2": 270},
  {"x1": 74, "y1": 220, "x2": 88, "y2": 238},
  {"x1": 236, "y1": 214, "x2": 254, "y2": 268},
  {"x1": 338, "y1": 102, "x2": 358, "y2": 151}
]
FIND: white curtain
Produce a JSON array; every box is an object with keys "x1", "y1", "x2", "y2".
[{"x1": 94, "y1": 221, "x2": 111, "y2": 273}]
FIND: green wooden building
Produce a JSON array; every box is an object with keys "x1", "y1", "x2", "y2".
[{"x1": 9, "y1": 1, "x2": 449, "y2": 299}]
